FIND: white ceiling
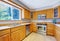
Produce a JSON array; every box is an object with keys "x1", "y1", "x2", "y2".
[{"x1": 19, "y1": 0, "x2": 60, "y2": 11}]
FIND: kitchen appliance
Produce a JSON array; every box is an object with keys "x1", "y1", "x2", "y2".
[
  {"x1": 37, "y1": 23, "x2": 46, "y2": 35},
  {"x1": 26, "y1": 25, "x2": 30, "y2": 35}
]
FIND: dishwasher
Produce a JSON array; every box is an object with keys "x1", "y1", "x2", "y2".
[{"x1": 26, "y1": 25, "x2": 30, "y2": 35}]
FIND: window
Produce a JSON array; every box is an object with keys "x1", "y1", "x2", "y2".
[
  {"x1": 0, "y1": 1, "x2": 21, "y2": 20},
  {"x1": 0, "y1": 6, "x2": 11, "y2": 20}
]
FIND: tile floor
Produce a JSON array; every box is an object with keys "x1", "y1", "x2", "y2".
[{"x1": 23, "y1": 32, "x2": 56, "y2": 41}]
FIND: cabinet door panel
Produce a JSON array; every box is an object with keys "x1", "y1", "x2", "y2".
[
  {"x1": 46, "y1": 23, "x2": 55, "y2": 36},
  {"x1": 0, "y1": 34, "x2": 10, "y2": 41},
  {"x1": 55, "y1": 30, "x2": 60, "y2": 41},
  {"x1": 0, "y1": 29, "x2": 10, "y2": 36},
  {"x1": 20, "y1": 27, "x2": 26, "y2": 40},
  {"x1": 47, "y1": 9, "x2": 54, "y2": 18},
  {"x1": 30, "y1": 23, "x2": 37, "y2": 32},
  {"x1": 11, "y1": 30, "x2": 20, "y2": 41}
]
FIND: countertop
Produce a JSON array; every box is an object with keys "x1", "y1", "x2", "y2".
[
  {"x1": 55, "y1": 24, "x2": 60, "y2": 27},
  {"x1": 0, "y1": 23, "x2": 30, "y2": 30}
]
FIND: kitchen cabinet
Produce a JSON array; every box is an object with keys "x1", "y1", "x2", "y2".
[
  {"x1": 55, "y1": 26, "x2": 60, "y2": 41},
  {"x1": 58, "y1": 6, "x2": 60, "y2": 18},
  {"x1": 19, "y1": 27, "x2": 26, "y2": 40},
  {"x1": 0, "y1": 29, "x2": 10, "y2": 41},
  {"x1": 30, "y1": 23, "x2": 33, "y2": 32},
  {"x1": 33, "y1": 10, "x2": 47, "y2": 20},
  {"x1": 11, "y1": 30, "x2": 20, "y2": 41},
  {"x1": 46, "y1": 8, "x2": 54, "y2": 18},
  {"x1": 46, "y1": 23, "x2": 55, "y2": 36},
  {"x1": 11, "y1": 26, "x2": 26, "y2": 41},
  {"x1": 24, "y1": 9, "x2": 31, "y2": 19},
  {"x1": 30, "y1": 22, "x2": 37, "y2": 32},
  {"x1": 55, "y1": 30, "x2": 60, "y2": 41},
  {"x1": 0, "y1": 34, "x2": 10, "y2": 41}
]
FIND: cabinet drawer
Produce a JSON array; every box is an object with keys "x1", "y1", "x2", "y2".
[
  {"x1": 0, "y1": 29, "x2": 10, "y2": 36},
  {"x1": 47, "y1": 28, "x2": 54, "y2": 30},
  {"x1": 47, "y1": 32, "x2": 54, "y2": 36},
  {"x1": 47, "y1": 29, "x2": 55, "y2": 33}
]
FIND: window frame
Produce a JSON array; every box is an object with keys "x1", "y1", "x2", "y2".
[{"x1": 0, "y1": 1, "x2": 22, "y2": 20}]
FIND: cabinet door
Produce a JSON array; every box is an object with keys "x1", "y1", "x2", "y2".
[
  {"x1": 46, "y1": 23, "x2": 55, "y2": 36},
  {"x1": 55, "y1": 30, "x2": 60, "y2": 41},
  {"x1": 24, "y1": 9, "x2": 30, "y2": 19},
  {"x1": 47, "y1": 9, "x2": 54, "y2": 18},
  {"x1": 58, "y1": 6, "x2": 60, "y2": 18},
  {"x1": 0, "y1": 34, "x2": 10, "y2": 41},
  {"x1": 30, "y1": 24, "x2": 33, "y2": 32},
  {"x1": 30, "y1": 23, "x2": 37, "y2": 32},
  {"x1": 20, "y1": 27, "x2": 26, "y2": 40},
  {"x1": 11, "y1": 30, "x2": 20, "y2": 41}
]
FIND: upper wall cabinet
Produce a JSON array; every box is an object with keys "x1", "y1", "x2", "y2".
[
  {"x1": 46, "y1": 9, "x2": 54, "y2": 19},
  {"x1": 24, "y1": 9, "x2": 31, "y2": 20},
  {"x1": 58, "y1": 6, "x2": 60, "y2": 18},
  {"x1": 33, "y1": 10, "x2": 47, "y2": 20}
]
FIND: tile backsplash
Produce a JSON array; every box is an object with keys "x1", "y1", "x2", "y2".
[{"x1": 0, "y1": 20, "x2": 21, "y2": 24}]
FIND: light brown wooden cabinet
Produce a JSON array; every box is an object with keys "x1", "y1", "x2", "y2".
[
  {"x1": 55, "y1": 26, "x2": 60, "y2": 41},
  {"x1": 0, "y1": 29, "x2": 10, "y2": 41},
  {"x1": 30, "y1": 22, "x2": 37, "y2": 32},
  {"x1": 11, "y1": 30, "x2": 21, "y2": 41},
  {"x1": 19, "y1": 27, "x2": 26, "y2": 40},
  {"x1": 0, "y1": 34, "x2": 10, "y2": 41},
  {"x1": 58, "y1": 6, "x2": 60, "y2": 18},
  {"x1": 11, "y1": 26, "x2": 26, "y2": 41},
  {"x1": 55, "y1": 30, "x2": 60, "y2": 41},
  {"x1": 24, "y1": 9, "x2": 31, "y2": 19},
  {"x1": 33, "y1": 10, "x2": 47, "y2": 20},
  {"x1": 0, "y1": 25, "x2": 26, "y2": 41},
  {"x1": 46, "y1": 9, "x2": 54, "y2": 18},
  {"x1": 46, "y1": 23, "x2": 55, "y2": 36}
]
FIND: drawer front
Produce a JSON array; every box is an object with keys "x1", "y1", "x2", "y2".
[
  {"x1": 0, "y1": 29, "x2": 10, "y2": 36},
  {"x1": 11, "y1": 26, "x2": 25, "y2": 32},
  {"x1": 47, "y1": 30, "x2": 54, "y2": 33},
  {"x1": 47, "y1": 29, "x2": 55, "y2": 35}
]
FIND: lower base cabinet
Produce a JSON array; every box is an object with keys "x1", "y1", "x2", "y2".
[
  {"x1": 0, "y1": 25, "x2": 26, "y2": 41},
  {"x1": 19, "y1": 27, "x2": 26, "y2": 40},
  {"x1": 46, "y1": 23, "x2": 55, "y2": 36},
  {"x1": 55, "y1": 30, "x2": 60, "y2": 41},
  {"x1": 11, "y1": 26, "x2": 26, "y2": 41},
  {"x1": 11, "y1": 30, "x2": 21, "y2": 41},
  {"x1": 30, "y1": 23, "x2": 37, "y2": 32},
  {"x1": 0, "y1": 34, "x2": 10, "y2": 41}
]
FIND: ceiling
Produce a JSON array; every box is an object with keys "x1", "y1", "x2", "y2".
[{"x1": 14, "y1": 0, "x2": 60, "y2": 11}]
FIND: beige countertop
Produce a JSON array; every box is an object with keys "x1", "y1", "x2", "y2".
[
  {"x1": 0, "y1": 23, "x2": 30, "y2": 30},
  {"x1": 55, "y1": 24, "x2": 60, "y2": 27}
]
